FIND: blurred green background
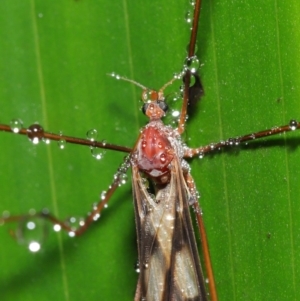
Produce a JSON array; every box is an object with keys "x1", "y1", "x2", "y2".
[{"x1": 0, "y1": 0, "x2": 300, "y2": 300}]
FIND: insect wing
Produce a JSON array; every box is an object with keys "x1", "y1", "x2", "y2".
[{"x1": 132, "y1": 157, "x2": 207, "y2": 301}]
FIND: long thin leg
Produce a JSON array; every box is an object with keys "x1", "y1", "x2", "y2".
[
  {"x1": 184, "y1": 120, "x2": 300, "y2": 158},
  {"x1": 194, "y1": 201, "x2": 217, "y2": 301},
  {"x1": 0, "y1": 123, "x2": 132, "y2": 153},
  {"x1": 177, "y1": 2, "x2": 218, "y2": 297},
  {"x1": 178, "y1": 0, "x2": 202, "y2": 135},
  {"x1": 182, "y1": 121, "x2": 300, "y2": 300},
  {"x1": 185, "y1": 172, "x2": 218, "y2": 301},
  {"x1": 0, "y1": 156, "x2": 131, "y2": 237}
]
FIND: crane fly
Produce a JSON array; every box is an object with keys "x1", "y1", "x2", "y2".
[{"x1": 0, "y1": 0, "x2": 300, "y2": 298}]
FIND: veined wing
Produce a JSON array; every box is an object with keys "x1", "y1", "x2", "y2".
[{"x1": 132, "y1": 157, "x2": 207, "y2": 301}]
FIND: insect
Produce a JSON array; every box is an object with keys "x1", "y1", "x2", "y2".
[{"x1": 0, "y1": 1, "x2": 298, "y2": 299}]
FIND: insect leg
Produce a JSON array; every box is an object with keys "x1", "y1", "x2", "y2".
[
  {"x1": 178, "y1": 0, "x2": 203, "y2": 135},
  {"x1": 184, "y1": 120, "x2": 300, "y2": 157},
  {"x1": 0, "y1": 123, "x2": 132, "y2": 153},
  {"x1": 0, "y1": 155, "x2": 131, "y2": 237},
  {"x1": 185, "y1": 172, "x2": 218, "y2": 301}
]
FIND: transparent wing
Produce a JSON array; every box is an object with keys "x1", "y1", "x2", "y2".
[{"x1": 132, "y1": 158, "x2": 207, "y2": 301}]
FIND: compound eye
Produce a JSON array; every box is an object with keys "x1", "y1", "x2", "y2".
[
  {"x1": 157, "y1": 101, "x2": 168, "y2": 113},
  {"x1": 142, "y1": 103, "x2": 149, "y2": 115}
]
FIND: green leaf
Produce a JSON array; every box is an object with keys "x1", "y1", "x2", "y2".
[
  {"x1": 0, "y1": 1, "x2": 300, "y2": 301},
  {"x1": 194, "y1": 1, "x2": 300, "y2": 300}
]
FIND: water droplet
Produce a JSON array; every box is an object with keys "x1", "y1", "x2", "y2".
[
  {"x1": 29, "y1": 241, "x2": 41, "y2": 252},
  {"x1": 185, "y1": 11, "x2": 192, "y2": 23},
  {"x1": 100, "y1": 191, "x2": 106, "y2": 200},
  {"x1": 171, "y1": 110, "x2": 180, "y2": 118},
  {"x1": 57, "y1": 131, "x2": 67, "y2": 149},
  {"x1": 53, "y1": 224, "x2": 61, "y2": 232},
  {"x1": 142, "y1": 89, "x2": 157, "y2": 102},
  {"x1": 15, "y1": 216, "x2": 48, "y2": 252},
  {"x1": 69, "y1": 217, "x2": 76, "y2": 224},
  {"x1": 164, "y1": 93, "x2": 183, "y2": 126},
  {"x1": 184, "y1": 56, "x2": 200, "y2": 74},
  {"x1": 160, "y1": 153, "x2": 166, "y2": 163},
  {"x1": 141, "y1": 177, "x2": 149, "y2": 189},
  {"x1": 228, "y1": 138, "x2": 234, "y2": 146},
  {"x1": 101, "y1": 139, "x2": 107, "y2": 146},
  {"x1": 58, "y1": 139, "x2": 66, "y2": 149},
  {"x1": 68, "y1": 231, "x2": 75, "y2": 237},
  {"x1": 93, "y1": 213, "x2": 100, "y2": 221},
  {"x1": 26, "y1": 221, "x2": 36, "y2": 230},
  {"x1": 135, "y1": 261, "x2": 140, "y2": 273},
  {"x1": 27, "y1": 124, "x2": 44, "y2": 144},
  {"x1": 189, "y1": 0, "x2": 196, "y2": 6},
  {"x1": 234, "y1": 138, "x2": 240, "y2": 146},
  {"x1": 41, "y1": 208, "x2": 49, "y2": 215},
  {"x1": 2, "y1": 210, "x2": 10, "y2": 218},
  {"x1": 185, "y1": 149, "x2": 193, "y2": 157},
  {"x1": 91, "y1": 147, "x2": 105, "y2": 160},
  {"x1": 173, "y1": 72, "x2": 182, "y2": 80},
  {"x1": 289, "y1": 119, "x2": 298, "y2": 131},
  {"x1": 65, "y1": 216, "x2": 84, "y2": 232},
  {"x1": 10, "y1": 119, "x2": 23, "y2": 133},
  {"x1": 179, "y1": 84, "x2": 184, "y2": 94},
  {"x1": 110, "y1": 72, "x2": 121, "y2": 80},
  {"x1": 86, "y1": 129, "x2": 98, "y2": 141},
  {"x1": 118, "y1": 172, "x2": 128, "y2": 185},
  {"x1": 198, "y1": 151, "x2": 204, "y2": 159}
]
